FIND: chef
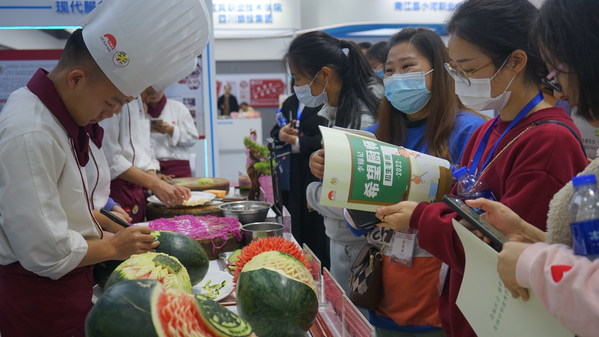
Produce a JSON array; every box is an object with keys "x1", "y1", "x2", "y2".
[
  {"x1": 143, "y1": 84, "x2": 200, "y2": 178},
  {"x1": 85, "y1": 122, "x2": 133, "y2": 232},
  {"x1": 0, "y1": 0, "x2": 211, "y2": 335}
]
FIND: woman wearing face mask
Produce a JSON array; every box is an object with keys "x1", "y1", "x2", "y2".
[
  {"x1": 372, "y1": 1, "x2": 589, "y2": 336},
  {"x1": 287, "y1": 31, "x2": 384, "y2": 292},
  {"x1": 463, "y1": 1, "x2": 599, "y2": 336},
  {"x1": 348, "y1": 28, "x2": 485, "y2": 337}
]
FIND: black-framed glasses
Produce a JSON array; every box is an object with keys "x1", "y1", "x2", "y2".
[{"x1": 541, "y1": 65, "x2": 563, "y2": 92}]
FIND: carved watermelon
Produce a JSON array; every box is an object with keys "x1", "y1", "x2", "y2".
[
  {"x1": 152, "y1": 230, "x2": 209, "y2": 284},
  {"x1": 104, "y1": 252, "x2": 191, "y2": 292},
  {"x1": 85, "y1": 280, "x2": 253, "y2": 337},
  {"x1": 236, "y1": 251, "x2": 318, "y2": 337}
]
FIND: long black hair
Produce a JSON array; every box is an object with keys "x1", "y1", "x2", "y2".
[
  {"x1": 535, "y1": 0, "x2": 599, "y2": 121},
  {"x1": 285, "y1": 31, "x2": 379, "y2": 129},
  {"x1": 447, "y1": 0, "x2": 545, "y2": 85},
  {"x1": 376, "y1": 28, "x2": 460, "y2": 163}
]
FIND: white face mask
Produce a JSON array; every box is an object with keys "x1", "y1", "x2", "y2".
[
  {"x1": 294, "y1": 71, "x2": 328, "y2": 107},
  {"x1": 452, "y1": 58, "x2": 515, "y2": 112}
]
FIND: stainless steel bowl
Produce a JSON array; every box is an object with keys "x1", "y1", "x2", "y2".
[
  {"x1": 217, "y1": 201, "x2": 272, "y2": 224},
  {"x1": 241, "y1": 222, "x2": 284, "y2": 244}
]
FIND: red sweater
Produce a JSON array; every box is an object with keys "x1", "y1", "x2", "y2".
[{"x1": 409, "y1": 107, "x2": 588, "y2": 337}]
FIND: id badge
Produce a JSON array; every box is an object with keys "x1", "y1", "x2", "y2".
[{"x1": 390, "y1": 229, "x2": 418, "y2": 266}]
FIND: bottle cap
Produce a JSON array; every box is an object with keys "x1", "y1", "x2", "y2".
[
  {"x1": 572, "y1": 174, "x2": 597, "y2": 188},
  {"x1": 452, "y1": 166, "x2": 469, "y2": 179}
]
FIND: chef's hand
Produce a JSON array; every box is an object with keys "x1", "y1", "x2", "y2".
[
  {"x1": 279, "y1": 122, "x2": 299, "y2": 145},
  {"x1": 111, "y1": 205, "x2": 132, "y2": 224},
  {"x1": 375, "y1": 201, "x2": 418, "y2": 231},
  {"x1": 157, "y1": 173, "x2": 175, "y2": 181},
  {"x1": 497, "y1": 241, "x2": 531, "y2": 301},
  {"x1": 110, "y1": 226, "x2": 159, "y2": 259},
  {"x1": 309, "y1": 149, "x2": 325, "y2": 179},
  {"x1": 151, "y1": 121, "x2": 174, "y2": 136},
  {"x1": 152, "y1": 180, "x2": 191, "y2": 207}
]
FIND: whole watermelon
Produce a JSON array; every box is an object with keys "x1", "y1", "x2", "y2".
[
  {"x1": 92, "y1": 260, "x2": 123, "y2": 289},
  {"x1": 86, "y1": 280, "x2": 253, "y2": 337},
  {"x1": 236, "y1": 251, "x2": 318, "y2": 337},
  {"x1": 104, "y1": 252, "x2": 192, "y2": 292},
  {"x1": 151, "y1": 230, "x2": 209, "y2": 284}
]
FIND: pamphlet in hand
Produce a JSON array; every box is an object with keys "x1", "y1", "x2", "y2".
[{"x1": 319, "y1": 126, "x2": 453, "y2": 212}]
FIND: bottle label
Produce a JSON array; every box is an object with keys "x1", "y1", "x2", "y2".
[{"x1": 570, "y1": 219, "x2": 599, "y2": 257}]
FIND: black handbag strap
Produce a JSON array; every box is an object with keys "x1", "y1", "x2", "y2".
[{"x1": 533, "y1": 120, "x2": 586, "y2": 156}]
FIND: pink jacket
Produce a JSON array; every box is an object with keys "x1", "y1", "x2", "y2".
[{"x1": 516, "y1": 243, "x2": 599, "y2": 337}]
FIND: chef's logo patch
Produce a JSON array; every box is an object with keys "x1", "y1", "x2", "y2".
[
  {"x1": 113, "y1": 51, "x2": 130, "y2": 68},
  {"x1": 327, "y1": 190, "x2": 336, "y2": 201},
  {"x1": 101, "y1": 33, "x2": 117, "y2": 51}
]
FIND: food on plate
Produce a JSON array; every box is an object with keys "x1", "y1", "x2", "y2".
[
  {"x1": 151, "y1": 230, "x2": 210, "y2": 284},
  {"x1": 227, "y1": 249, "x2": 242, "y2": 271},
  {"x1": 197, "y1": 177, "x2": 215, "y2": 185},
  {"x1": 200, "y1": 279, "x2": 228, "y2": 300},
  {"x1": 104, "y1": 252, "x2": 191, "y2": 292},
  {"x1": 181, "y1": 193, "x2": 215, "y2": 207},
  {"x1": 86, "y1": 280, "x2": 253, "y2": 337},
  {"x1": 203, "y1": 189, "x2": 227, "y2": 198},
  {"x1": 236, "y1": 251, "x2": 318, "y2": 337},
  {"x1": 149, "y1": 215, "x2": 242, "y2": 258}
]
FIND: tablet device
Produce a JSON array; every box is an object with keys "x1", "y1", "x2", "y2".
[
  {"x1": 346, "y1": 209, "x2": 380, "y2": 230},
  {"x1": 442, "y1": 195, "x2": 508, "y2": 252}
]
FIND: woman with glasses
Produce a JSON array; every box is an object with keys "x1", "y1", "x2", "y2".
[
  {"x1": 466, "y1": 1, "x2": 599, "y2": 336},
  {"x1": 349, "y1": 28, "x2": 485, "y2": 337},
  {"x1": 373, "y1": 0, "x2": 589, "y2": 336}
]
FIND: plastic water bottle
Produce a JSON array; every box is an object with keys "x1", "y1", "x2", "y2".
[
  {"x1": 569, "y1": 174, "x2": 599, "y2": 259},
  {"x1": 453, "y1": 166, "x2": 496, "y2": 213},
  {"x1": 275, "y1": 109, "x2": 288, "y2": 127}
]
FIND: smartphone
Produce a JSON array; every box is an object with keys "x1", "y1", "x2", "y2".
[
  {"x1": 150, "y1": 118, "x2": 163, "y2": 125},
  {"x1": 442, "y1": 195, "x2": 508, "y2": 252},
  {"x1": 345, "y1": 209, "x2": 380, "y2": 230}
]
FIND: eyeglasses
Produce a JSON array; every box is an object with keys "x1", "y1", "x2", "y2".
[
  {"x1": 444, "y1": 60, "x2": 494, "y2": 86},
  {"x1": 541, "y1": 65, "x2": 563, "y2": 92}
]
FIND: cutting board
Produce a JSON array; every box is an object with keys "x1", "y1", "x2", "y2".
[{"x1": 168, "y1": 177, "x2": 229, "y2": 191}]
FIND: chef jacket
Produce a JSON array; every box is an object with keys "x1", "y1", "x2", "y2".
[
  {"x1": 100, "y1": 96, "x2": 160, "y2": 179},
  {"x1": 0, "y1": 87, "x2": 102, "y2": 280}
]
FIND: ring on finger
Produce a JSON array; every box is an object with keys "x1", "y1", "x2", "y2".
[{"x1": 381, "y1": 215, "x2": 386, "y2": 223}]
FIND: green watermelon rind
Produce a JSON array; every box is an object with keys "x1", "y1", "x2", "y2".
[
  {"x1": 85, "y1": 280, "x2": 162, "y2": 337},
  {"x1": 194, "y1": 294, "x2": 253, "y2": 337},
  {"x1": 152, "y1": 230, "x2": 210, "y2": 285},
  {"x1": 237, "y1": 268, "x2": 318, "y2": 337},
  {"x1": 104, "y1": 252, "x2": 192, "y2": 292}
]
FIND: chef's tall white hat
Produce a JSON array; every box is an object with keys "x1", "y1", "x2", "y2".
[
  {"x1": 152, "y1": 58, "x2": 199, "y2": 92},
  {"x1": 81, "y1": 0, "x2": 210, "y2": 97}
]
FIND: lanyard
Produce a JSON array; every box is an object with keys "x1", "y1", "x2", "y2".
[{"x1": 468, "y1": 91, "x2": 544, "y2": 176}]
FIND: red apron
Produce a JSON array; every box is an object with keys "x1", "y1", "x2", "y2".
[
  {"x1": 110, "y1": 178, "x2": 146, "y2": 223},
  {"x1": 0, "y1": 263, "x2": 93, "y2": 337},
  {"x1": 159, "y1": 159, "x2": 192, "y2": 178}
]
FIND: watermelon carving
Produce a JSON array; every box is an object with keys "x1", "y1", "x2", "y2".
[
  {"x1": 104, "y1": 252, "x2": 192, "y2": 292},
  {"x1": 152, "y1": 230, "x2": 210, "y2": 284},
  {"x1": 236, "y1": 251, "x2": 318, "y2": 337},
  {"x1": 86, "y1": 280, "x2": 253, "y2": 337}
]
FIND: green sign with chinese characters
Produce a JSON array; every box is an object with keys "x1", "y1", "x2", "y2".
[{"x1": 347, "y1": 135, "x2": 410, "y2": 205}]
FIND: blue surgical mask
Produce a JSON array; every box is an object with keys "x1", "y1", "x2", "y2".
[
  {"x1": 294, "y1": 71, "x2": 328, "y2": 107},
  {"x1": 374, "y1": 68, "x2": 385, "y2": 79},
  {"x1": 383, "y1": 70, "x2": 433, "y2": 114}
]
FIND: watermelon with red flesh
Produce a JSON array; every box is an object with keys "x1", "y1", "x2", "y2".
[
  {"x1": 152, "y1": 230, "x2": 210, "y2": 284},
  {"x1": 86, "y1": 280, "x2": 253, "y2": 337},
  {"x1": 236, "y1": 251, "x2": 318, "y2": 337}
]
